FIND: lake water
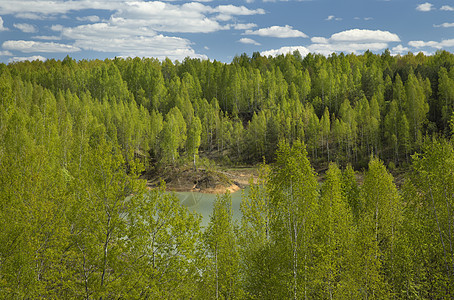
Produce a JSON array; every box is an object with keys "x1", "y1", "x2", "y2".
[{"x1": 172, "y1": 187, "x2": 249, "y2": 227}]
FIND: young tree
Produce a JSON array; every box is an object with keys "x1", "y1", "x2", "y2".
[
  {"x1": 313, "y1": 163, "x2": 355, "y2": 299},
  {"x1": 159, "y1": 106, "x2": 186, "y2": 164},
  {"x1": 269, "y1": 141, "x2": 319, "y2": 299},
  {"x1": 126, "y1": 184, "x2": 203, "y2": 298},
  {"x1": 203, "y1": 192, "x2": 242, "y2": 299},
  {"x1": 67, "y1": 139, "x2": 146, "y2": 299},
  {"x1": 186, "y1": 116, "x2": 202, "y2": 170},
  {"x1": 239, "y1": 164, "x2": 282, "y2": 298},
  {"x1": 355, "y1": 157, "x2": 401, "y2": 298},
  {"x1": 402, "y1": 138, "x2": 454, "y2": 297}
]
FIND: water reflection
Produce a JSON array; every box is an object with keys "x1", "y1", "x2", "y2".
[{"x1": 172, "y1": 187, "x2": 249, "y2": 227}]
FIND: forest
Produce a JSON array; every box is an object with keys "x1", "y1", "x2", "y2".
[{"x1": 1, "y1": 50, "x2": 454, "y2": 298}]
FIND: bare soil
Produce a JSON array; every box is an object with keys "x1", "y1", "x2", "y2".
[{"x1": 144, "y1": 166, "x2": 258, "y2": 194}]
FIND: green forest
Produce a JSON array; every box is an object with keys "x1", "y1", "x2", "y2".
[{"x1": 1, "y1": 50, "x2": 454, "y2": 298}]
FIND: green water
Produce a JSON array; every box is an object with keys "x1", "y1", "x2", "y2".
[{"x1": 172, "y1": 187, "x2": 249, "y2": 227}]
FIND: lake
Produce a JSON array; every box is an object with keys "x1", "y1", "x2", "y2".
[{"x1": 172, "y1": 187, "x2": 249, "y2": 227}]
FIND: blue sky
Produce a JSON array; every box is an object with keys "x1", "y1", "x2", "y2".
[{"x1": 0, "y1": 0, "x2": 453, "y2": 63}]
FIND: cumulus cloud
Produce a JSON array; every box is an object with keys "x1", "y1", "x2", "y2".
[
  {"x1": 0, "y1": 0, "x2": 269, "y2": 60},
  {"x1": 55, "y1": 23, "x2": 206, "y2": 60},
  {"x1": 416, "y1": 2, "x2": 434, "y2": 12},
  {"x1": 330, "y1": 29, "x2": 400, "y2": 42},
  {"x1": 76, "y1": 15, "x2": 101, "y2": 22},
  {"x1": 304, "y1": 29, "x2": 399, "y2": 54},
  {"x1": 434, "y1": 22, "x2": 454, "y2": 28},
  {"x1": 311, "y1": 37, "x2": 328, "y2": 44},
  {"x1": 214, "y1": 5, "x2": 264, "y2": 15},
  {"x1": 441, "y1": 5, "x2": 454, "y2": 11},
  {"x1": 238, "y1": 38, "x2": 260, "y2": 45},
  {"x1": 244, "y1": 25, "x2": 308, "y2": 38},
  {"x1": 326, "y1": 15, "x2": 342, "y2": 21},
  {"x1": 0, "y1": 16, "x2": 7, "y2": 31},
  {"x1": 391, "y1": 44, "x2": 409, "y2": 55},
  {"x1": 8, "y1": 55, "x2": 47, "y2": 63},
  {"x1": 262, "y1": 28, "x2": 401, "y2": 57},
  {"x1": 15, "y1": 12, "x2": 50, "y2": 20},
  {"x1": 2, "y1": 40, "x2": 81, "y2": 53},
  {"x1": 261, "y1": 46, "x2": 310, "y2": 57},
  {"x1": 13, "y1": 23, "x2": 38, "y2": 33},
  {"x1": 109, "y1": 2, "x2": 223, "y2": 33},
  {"x1": 0, "y1": 1, "x2": 118, "y2": 16},
  {"x1": 0, "y1": 50, "x2": 12, "y2": 56},
  {"x1": 233, "y1": 23, "x2": 257, "y2": 30},
  {"x1": 32, "y1": 35, "x2": 61, "y2": 40},
  {"x1": 409, "y1": 39, "x2": 454, "y2": 49},
  {"x1": 307, "y1": 42, "x2": 389, "y2": 56},
  {"x1": 0, "y1": 1, "x2": 264, "y2": 34}
]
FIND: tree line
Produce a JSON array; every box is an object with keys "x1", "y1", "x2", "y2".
[
  {"x1": 4, "y1": 50, "x2": 454, "y2": 168},
  {"x1": 1, "y1": 50, "x2": 454, "y2": 298}
]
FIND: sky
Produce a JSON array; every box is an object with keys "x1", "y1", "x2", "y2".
[{"x1": 0, "y1": 0, "x2": 454, "y2": 63}]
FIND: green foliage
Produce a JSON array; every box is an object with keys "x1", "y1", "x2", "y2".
[
  {"x1": 203, "y1": 192, "x2": 243, "y2": 299},
  {"x1": 313, "y1": 163, "x2": 355, "y2": 299},
  {"x1": 4, "y1": 51, "x2": 454, "y2": 299},
  {"x1": 269, "y1": 141, "x2": 319, "y2": 299},
  {"x1": 401, "y1": 138, "x2": 454, "y2": 298}
]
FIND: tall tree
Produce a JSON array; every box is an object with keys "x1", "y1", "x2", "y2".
[
  {"x1": 269, "y1": 141, "x2": 319, "y2": 299},
  {"x1": 313, "y1": 163, "x2": 355, "y2": 299},
  {"x1": 203, "y1": 192, "x2": 242, "y2": 299}
]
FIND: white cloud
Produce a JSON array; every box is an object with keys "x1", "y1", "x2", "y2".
[
  {"x1": 308, "y1": 42, "x2": 389, "y2": 56},
  {"x1": 3, "y1": 40, "x2": 81, "y2": 53},
  {"x1": 0, "y1": 0, "x2": 270, "y2": 60},
  {"x1": 15, "y1": 12, "x2": 49, "y2": 20},
  {"x1": 263, "y1": 28, "x2": 400, "y2": 58},
  {"x1": 76, "y1": 15, "x2": 101, "y2": 23},
  {"x1": 409, "y1": 40, "x2": 437, "y2": 48},
  {"x1": 13, "y1": 23, "x2": 38, "y2": 33},
  {"x1": 416, "y1": 2, "x2": 434, "y2": 12},
  {"x1": 441, "y1": 5, "x2": 454, "y2": 11},
  {"x1": 434, "y1": 22, "x2": 454, "y2": 28},
  {"x1": 214, "y1": 5, "x2": 264, "y2": 16},
  {"x1": 0, "y1": 16, "x2": 7, "y2": 31},
  {"x1": 0, "y1": 1, "x2": 118, "y2": 16},
  {"x1": 244, "y1": 25, "x2": 308, "y2": 38},
  {"x1": 58, "y1": 23, "x2": 206, "y2": 60},
  {"x1": 216, "y1": 14, "x2": 233, "y2": 21},
  {"x1": 261, "y1": 46, "x2": 310, "y2": 57},
  {"x1": 233, "y1": 23, "x2": 257, "y2": 30},
  {"x1": 409, "y1": 39, "x2": 454, "y2": 49},
  {"x1": 238, "y1": 38, "x2": 260, "y2": 45},
  {"x1": 311, "y1": 37, "x2": 328, "y2": 44},
  {"x1": 214, "y1": 5, "x2": 264, "y2": 21},
  {"x1": 32, "y1": 35, "x2": 61, "y2": 40},
  {"x1": 0, "y1": 50, "x2": 12, "y2": 56},
  {"x1": 391, "y1": 44, "x2": 409, "y2": 55},
  {"x1": 326, "y1": 15, "x2": 342, "y2": 21},
  {"x1": 110, "y1": 2, "x2": 224, "y2": 33},
  {"x1": 0, "y1": 1, "x2": 264, "y2": 34},
  {"x1": 51, "y1": 24, "x2": 64, "y2": 32},
  {"x1": 8, "y1": 55, "x2": 47, "y2": 63},
  {"x1": 330, "y1": 29, "x2": 400, "y2": 42}
]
